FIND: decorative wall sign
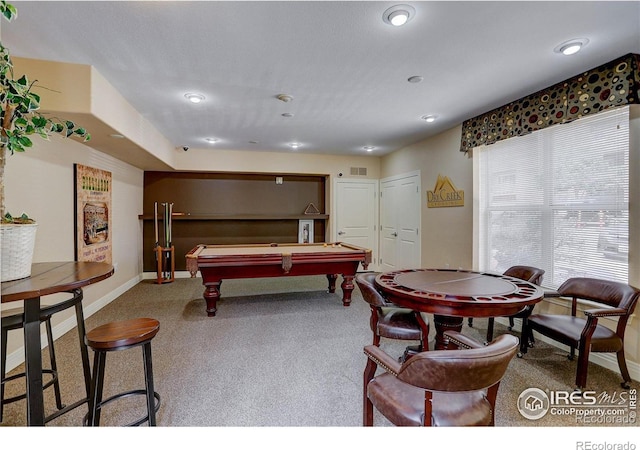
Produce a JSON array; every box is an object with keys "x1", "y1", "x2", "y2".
[
  {"x1": 460, "y1": 53, "x2": 640, "y2": 152},
  {"x1": 427, "y1": 175, "x2": 464, "y2": 208},
  {"x1": 74, "y1": 164, "x2": 112, "y2": 264}
]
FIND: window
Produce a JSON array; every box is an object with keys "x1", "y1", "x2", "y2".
[{"x1": 474, "y1": 106, "x2": 629, "y2": 289}]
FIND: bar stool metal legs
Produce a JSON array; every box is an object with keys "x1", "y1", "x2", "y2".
[
  {"x1": 84, "y1": 318, "x2": 161, "y2": 426},
  {"x1": 1, "y1": 314, "x2": 63, "y2": 421},
  {"x1": 1, "y1": 289, "x2": 88, "y2": 423}
]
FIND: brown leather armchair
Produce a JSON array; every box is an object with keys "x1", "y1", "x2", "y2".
[
  {"x1": 520, "y1": 277, "x2": 640, "y2": 389},
  {"x1": 355, "y1": 272, "x2": 429, "y2": 358},
  {"x1": 469, "y1": 265, "x2": 545, "y2": 343},
  {"x1": 363, "y1": 331, "x2": 519, "y2": 426}
]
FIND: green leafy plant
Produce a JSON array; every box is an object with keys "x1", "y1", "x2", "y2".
[
  {"x1": 2, "y1": 211, "x2": 35, "y2": 224},
  {"x1": 0, "y1": 0, "x2": 91, "y2": 219}
]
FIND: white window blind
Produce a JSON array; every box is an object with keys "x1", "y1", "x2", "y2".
[{"x1": 475, "y1": 106, "x2": 629, "y2": 289}]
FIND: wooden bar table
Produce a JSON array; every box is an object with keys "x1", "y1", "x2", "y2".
[{"x1": 1, "y1": 262, "x2": 114, "y2": 426}]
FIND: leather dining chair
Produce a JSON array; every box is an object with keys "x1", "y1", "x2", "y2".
[
  {"x1": 355, "y1": 272, "x2": 429, "y2": 360},
  {"x1": 468, "y1": 265, "x2": 545, "y2": 343},
  {"x1": 363, "y1": 331, "x2": 519, "y2": 426},
  {"x1": 520, "y1": 277, "x2": 640, "y2": 390}
]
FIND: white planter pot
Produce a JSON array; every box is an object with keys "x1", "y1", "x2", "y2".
[{"x1": 1, "y1": 222, "x2": 38, "y2": 282}]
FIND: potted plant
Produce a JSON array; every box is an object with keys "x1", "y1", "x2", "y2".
[
  {"x1": 1, "y1": 211, "x2": 36, "y2": 280},
  {"x1": 0, "y1": 1, "x2": 91, "y2": 281}
]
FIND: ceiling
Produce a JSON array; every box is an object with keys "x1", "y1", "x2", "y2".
[{"x1": 2, "y1": 1, "x2": 640, "y2": 157}]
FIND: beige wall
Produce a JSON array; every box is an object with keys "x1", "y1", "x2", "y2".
[
  {"x1": 381, "y1": 125, "x2": 473, "y2": 270},
  {"x1": 2, "y1": 136, "x2": 144, "y2": 365}
]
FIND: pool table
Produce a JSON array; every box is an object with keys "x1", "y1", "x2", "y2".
[{"x1": 186, "y1": 242, "x2": 372, "y2": 316}]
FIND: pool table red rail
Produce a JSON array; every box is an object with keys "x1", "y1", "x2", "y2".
[{"x1": 186, "y1": 242, "x2": 372, "y2": 316}]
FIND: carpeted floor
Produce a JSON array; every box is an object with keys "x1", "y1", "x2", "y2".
[{"x1": 1, "y1": 274, "x2": 637, "y2": 429}]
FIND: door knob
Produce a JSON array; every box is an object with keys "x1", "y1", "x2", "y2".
[
  {"x1": 391, "y1": 232, "x2": 398, "y2": 237},
  {"x1": 338, "y1": 231, "x2": 345, "y2": 235}
]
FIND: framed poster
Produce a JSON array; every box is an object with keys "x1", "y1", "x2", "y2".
[
  {"x1": 298, "y1": 219, "x2": 314, "y2": 243},
  {"x1": 74, "y1": 164, "x2": 112, "y2": 264}
]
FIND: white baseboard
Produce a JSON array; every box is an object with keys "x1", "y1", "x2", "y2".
[
  {"x1": 495, "y1": 317, "x2": 640, "y2": 383},
  {"x1": 4, "y1": 273, "x2": 143, "y2": 373}
]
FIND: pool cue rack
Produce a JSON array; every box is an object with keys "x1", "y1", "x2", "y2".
[{"x1": 154, "y1": 201, "x2": 175, "y2": 284}]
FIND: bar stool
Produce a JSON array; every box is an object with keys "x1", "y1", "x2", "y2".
[
  {"x1": 84, "y1": 318, "x2": 161, "y2": 426},
  {"x1": 1, "y1": 288, "x2": 91, "y2": 423}
]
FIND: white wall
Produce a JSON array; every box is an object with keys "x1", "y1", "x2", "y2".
[{"x1": 2, "y1": 136, "x2": 143, "y2": 365}]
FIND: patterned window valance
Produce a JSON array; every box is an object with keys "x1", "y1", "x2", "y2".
[{"x1": 460, "y1": 53, "x2": 640, "y2": 152}]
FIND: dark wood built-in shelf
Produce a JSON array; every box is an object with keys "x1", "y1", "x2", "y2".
[{"x1": 141, "y1": 171, "x2": 328, "y2": 272}]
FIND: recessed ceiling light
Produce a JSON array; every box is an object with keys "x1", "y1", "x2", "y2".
[
  {"x1": 276, "y1": 94, "x2": 294, "y2": 103},
  {"x1": 184, "y1": 93, "x2": 205, "y2": 104},
  {"x1": 383, "y1": 5, "x2": 415, "y2": 27},
  {"x1": 205, "y1": 138, "x2": 218, "y2": 144},
  {"x1": 289, "y1": 143, "x2": 301, "y2": 149},
  {"x1": 407, "y1": 76, "x2": 423, "y2": 83},
  {"x1": 281, "y1": 113, "x2": 294, "y2": 118},
  {"x1": 363, "y1": 146, "x2": 375, "y2": 152},
  {"x1": 421, "y1": 115, "x2": 437, "y2": 123},
  {"x1": 109, "y1": 133, "x2": 125, "y2": 139},
  {"x1": 249, "y1": 140, "x2": 259, "y2": 144},
  {"x1": 554, "y1": 38, "x2": 589, "y2": 56}
]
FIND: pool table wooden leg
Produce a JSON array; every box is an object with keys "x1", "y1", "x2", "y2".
[
  {"x1": 326, "y1": 274, "x2": 337, "y2": 293},
  {"x1": 203, "y1": 281, "x2": 221, "y2": 317},
  {"x1": 341, "y1": 274, "x2": 355, "y2": 307}
]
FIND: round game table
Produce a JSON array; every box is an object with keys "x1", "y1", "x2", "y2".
[{"x1": 374, "y1": 268, "x2": 544, "y2": 349}]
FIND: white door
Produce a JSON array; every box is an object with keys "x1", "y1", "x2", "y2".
[
  {"x1": 334, "y1": 178, "x2": 379, "y2": 271},
  {"x1": 380, "y1": 181, "x2": 399, "y2": 271},
  {"x1": 380, "y1": 171, "x2": 421, "y2": 271}
]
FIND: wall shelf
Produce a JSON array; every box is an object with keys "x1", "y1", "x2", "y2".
[{"x1": 141, "y1": 171, "x2": 328, "y2": 271}]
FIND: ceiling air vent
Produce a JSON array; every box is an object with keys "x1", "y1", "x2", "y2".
[{"x1": 350, "y1": 167, "x2": 367, "y2": 176}]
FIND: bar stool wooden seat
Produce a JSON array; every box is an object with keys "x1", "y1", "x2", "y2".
[
  {"x1": 84, "y1": 318, "x2": 161, "y2": 426},
  {"x1": 1, "y1": 288, "x2": 91, "y2": 423}
]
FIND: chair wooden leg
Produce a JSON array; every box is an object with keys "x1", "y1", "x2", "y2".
[
  {"x1": 518, "y1": 320, "x2": 530, "y2": 356},
  {"x1": 363, "y1": 358, "x2": 376, "y2": 426},
  {"x1": 417, "y1": 312, "x2": 429, "y2": 352},
  {"x1": 575, "y1": 346, "x2": 590, "y2": 389},
  {"x1": 616, "y1": 349, "x2": 632, "y2": 389}
]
